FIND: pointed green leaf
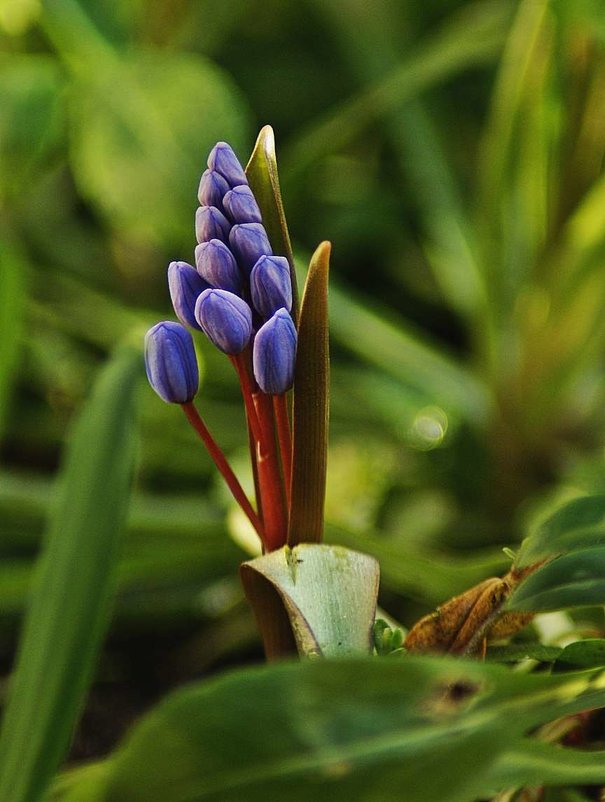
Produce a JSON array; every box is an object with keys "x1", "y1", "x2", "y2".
[
  {"x1": 0, "y1": 341, "x2": 141, "y2": 802},
  {"x1": 288, "y1": 242, "x2": 330, "y2": 545},
  {"x1": 485, "y1": 643, "x2": 562, "y2": 664},
  {"x1": 509, "y1": 547, "x2": 605, "y2": 612},
  {"x1": 516, "y1": 495, "x2": 605, "y2": 568},
  {"x1": 245, "y1": 125, "x2": 298, "y2": 317},
  {"x1": 553, "y1": 639, "x2": 605, "y2": 672},
  {"x1": 241, "y1": 544, "x2": 379, "y2": 659}
]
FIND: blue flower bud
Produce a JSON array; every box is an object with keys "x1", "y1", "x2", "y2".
[
  {"x1": 253, "y1": 308, "x2": 297, "y2": 394},
  {"x1": 168, "y1": 261, "x2": 211, "y2": 330},
  {"x1": 195, "y1": 288, "x2": 252, "y2": 354},
  {"x1": 145, "y1": 321, "x2": 199, "y2": 404},
  {"x1": 195, "y1": 239, "x2": 243, "y2": 295},
  {"x1": 207, "y1": 142, "x2": 248, "y2": 188},
  {"x1": 223, "y1": 185, "x2": 262, "y2": 224},
  {"x1": 197, "y1": 169, "x2": 230, "y2": 210},
  {"x1": 195, "y1": 206, "x2": 231, "y2": 244},
  {"x1": 229, "y1": 223, "x2": 272, "y2": 276},
  {"x1": 250, "y1": 255, "x2": 293, "y2": 318}
]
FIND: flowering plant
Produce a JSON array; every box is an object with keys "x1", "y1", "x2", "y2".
[{"x1": 143, "y1": 128, "x2": 379, "y2": 659}]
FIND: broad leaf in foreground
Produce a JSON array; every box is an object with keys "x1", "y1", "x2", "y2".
[{"x1": 83, "y1": 657, "x2": 605, "y2": 802}]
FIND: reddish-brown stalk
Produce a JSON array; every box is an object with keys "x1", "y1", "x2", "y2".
[
  {"x1": 181, "y1": 401, "x2": 264, "y2": 539},
  {"x1": 252, "y1": 391, "x2": 288, "y2": 551},
  {"x1": 230, "y1": 354, "x2": 262, "y2": 443},
  {"x1": 231, "y1": 353, "x2": 288, "y2": 551},
  {"x1": 273, "y1": 393, "x2": 292, "y2": 508}
]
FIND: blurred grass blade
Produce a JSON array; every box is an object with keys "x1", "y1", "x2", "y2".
[
  {"x1": 0, "y1": 342, "x2": 141, "y2": 802},
  {"x1": 491, "y1": 739, "x2": 605, "y2": 791},
  {"x1": 476, "y1": 0, "x2": 550, "y2": 317},
  {"x1": 241, "y1": 544, "x2": 379, "y2": 659},
  {"x1": 329, "y1": 523, "x2": 507, "y2": 605},
  {"x1": 288, "y1": 242, "x2": 330, "y2": 545},
  {"x1": 282, "y1": 0, "x2": 511, "y2": 183},
  {"x1": 329, "y1": 283, "x2": 489, "y2": 424},
  {"x1": 49, "y1": 761, "x2": 111, "y2": 802},
  {"x1": 245, "y1": 125, "x2": 298, "y2": 317},
  {"x1": 0, "y1": 238, "x2": 27, "y2": 444},
  {"x1": 477, "y1": 0, "x2": 549, "y2": 207},
  {"x1": 311, "y1": 0, "x2": 484, "y2": 318}
]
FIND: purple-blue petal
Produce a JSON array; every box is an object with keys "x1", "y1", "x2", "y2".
[
  {"x1": 168, "y1": 261, "x2": 211, "y2": 330},
  {"x1": 253, "y1": 308, "x2": 297, "y2": 394},
  {"x1": 195, "y1": 206, "x2": 231, "y2": 244},
  {"x1": 145, "y1": 321, "x2": 199, "y2": 404},
  {"x1": 197, "y1": 169, "x2": 230, "y2": 211},
  {"x1": 223, "y1": 185, "x2": 262, "y2": 224},
  {"x1": 195, "y1": 288, "x2": 252, "y2": 355},
  {"x1": 195, "y1": 240, "x2": 243, "y2": 295},
  {"x1": 207, "y1": 142, "x2": 248, "y2": 188},
  {"x1": 250, "y1": 255, "x2": 292, "y2": 318},
  {"x1": 229, "y1": 223, "x2": 272, "y2": 276}
]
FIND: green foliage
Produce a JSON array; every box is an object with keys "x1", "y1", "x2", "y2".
[
  {"x1": 3, "y1": 0, "x2": 605, "y2": 799},
  {"x1": 289, "y1": 242, "x2": 330, "y2": 545},
  {"x1": 509, "y1": 495, "x2": 605, "y2": 612},
  {"x1": 241, "y1": 544, "x2": 379, "y2": 658},
  {"x1": 0, "y1": 342, "x2": 141, "y2": 802},
  {"x1": 62, "y1": 658, "x2": 605, "y2": 802}
]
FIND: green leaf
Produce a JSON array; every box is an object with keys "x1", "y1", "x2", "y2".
[
  {"x1": 553, "y1": 639, "x2": 605, "y2": 672},
  {"x1": 311, "y1": 0, "x2": 484, "y2": 318},
  {"x1": 245, "y1": 125, "x2": 298, "y2": 317},
  {"x1": 0, "y1": 238, "x2": 27, "y2": 443},
  {"x1": 508, "y1": 547, "x2": 605, "y2": 612},
  {"x1": 289, "y1": 242, "x2": 330, "y2": 545},
  {"x1": 476, "y1": 0, "x2": 551, "y2": 310},
  {"x1": 282, "y1": 1, "x2": 511, "y2": 184},
  {"x1": 49, "y1": 761, "x2": 111, "y2": 802},
  {"x1": 328, "y1": 522, "x2": 507, "y2": 605},
  {"x1": 486, "y1": 643, "x2": 562, "y2": 664},
  {"x1": 329, "y1": 283, "x2": 489, "y2": 426},
  {"x1": 491, "y1": 739, "x2": 605, "y2": 791},
  {"x1": 516, "y1": 495, "x2": 605, "y2": 567},
  {"x1": 0, "y1": 54, "x2": 65, "y2": 197},
  {"x1": 39, "y1": 0, "x2": 250, "y2": 243},
  {"x1": 67, "y1": 50, "x2": 249, "y2": 244},
  {"x1": 91, "y1": 657, "x2": 605, "y2": 802},
  {"x1": 240, "y1": 544, "x2": 379, "y2": 659},
  {"x1": 0, "y1": 342, "x2": 141, "y2": 802}
]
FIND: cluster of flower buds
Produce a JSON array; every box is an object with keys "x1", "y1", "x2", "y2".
[{"x1": 145, "y1": 142, "x2": 298, "y2": 552}]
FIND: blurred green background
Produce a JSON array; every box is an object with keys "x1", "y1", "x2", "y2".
[{"x1": 2, "y1": 0, "x2": 605, "y2": 759}]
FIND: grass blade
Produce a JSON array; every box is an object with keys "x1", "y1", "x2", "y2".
[
  {"x1": 0, "y1": 238, "x2": 27, "y2": 443},
  {"x1": 0, "y1": 341, "x2": 141, "y2": 802}
]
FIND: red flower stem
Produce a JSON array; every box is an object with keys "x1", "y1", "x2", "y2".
[
  {"x1": 230, "y1": 355, "x2": 262, "y2": 444},
  {"x1": 181, "y1": 402, "x2": 264, "y2": 539},
  {"x1": 273, "y1": 393, "x2": 292, "y2": 509},
  {"x1": 247, "y1": 425, "x2": 263, "y2": 526},
  {"x1": 253, "y1": 391, "x2": 288, "y2": 551},
  {"x1": 230, "y1": 354, "x2": 265, "y2": 535}
]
